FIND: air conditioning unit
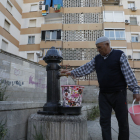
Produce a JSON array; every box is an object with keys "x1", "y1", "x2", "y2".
[
  {"x1": 39, "y1": 1, "x2": 44, "y2": 5},
  {"x1": 39, "y1": 1, "x2": 44, "y2": 10},
  {"x1": 128, "y1": 55, "x2": 132, "y2": 59},
  {"x1": 36, "y1": 51, "x2": 43, "y2": 57},
  {"x1": 125, "y1": 20, "x2": 130, "y2": 25},
  {"x1": 39, "y1": 5, "x2": 42, "y2": 10},
  {"x1": 131, "y1": 7, "x2": 137, "y2": 11}
]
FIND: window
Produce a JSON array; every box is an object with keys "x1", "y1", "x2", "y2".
[
  {"x1": 130, "y1": 17, "x2": 137, "y2": 25},
  {"x1": 131, "y1": 35, "x2": 138, "y2": 42},
  {"x1": 7, "y1": 1, "x2": 12, "y2": 13},
  {"x1": 41, "y1": 30, "x2": 61, "y2": 41},
  {"x1": 104, "y1": 11, "x2": 114, "y2": 22},
  {"x1": 4, "y1": 20, "x2": 10, "y2": 32},
  {"x1": 27, "y1": 53, "x2": 34, "y2": 61},
  {"x1": 29, "y1": 19, "x2": 36, "y2": 27},
  {"x1": 133, "y1": 52, "x2": 140, "y2": 60},
  {"x1": 128, "y1": 2, "x2": 135, "y2": 9},
  {"x1": 114, "y1": 11, "x2": 124, "y2": 22},
  {"x1": 105, "y1": 30, "x2": 125, "y2": 40},
  {"x1": 28, "y1": 36, "x2": 35, "y2": 44},
  {"x1": 104, "y1": 11, "x2": 124, "y2": 22},
  {"x1": 1, "y1": 40, "x2": 8, "y2": 51},
  {"x1": 31, "y1": 4, "x2": 38, "y2": 12}
]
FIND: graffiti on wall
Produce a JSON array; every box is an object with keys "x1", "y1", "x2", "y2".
[
  {"x1": 29, "y1": 76, "x2": 47, "y2": 89},
  {"x1": 0, "y1": 79, "x2": 24, "y2": 87},
  {"x1": 7, "y1": 80, "x2": 24, "y2": 86},
  {"x1": 14, "y1": 68, "x2": 23, "y2": 76}
]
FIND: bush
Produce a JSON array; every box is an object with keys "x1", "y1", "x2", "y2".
[
  {"x1": 32, "y1": 125, "x2": 45, "y2": 140},
  {"x1": 87, "y1": 105, "x2": 100, "y2": 121},
  {"x1": 0, "y1": 79, "x2": 8, "y2": 101},
  {"x1": 0, "y1": 119, "x2": 7, "y2": 140}
]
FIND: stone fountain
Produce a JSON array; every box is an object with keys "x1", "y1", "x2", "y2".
[{"x1": 27, "y1": 47, "x2": 87, "y2": 140}]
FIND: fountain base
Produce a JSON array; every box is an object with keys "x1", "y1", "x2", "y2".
[
  {"x1": 27, "y1": 113, "x2": 88, "y2": 140},
  {"x1": 37, "y1": 106, "x2": 82, "y2": 115}
]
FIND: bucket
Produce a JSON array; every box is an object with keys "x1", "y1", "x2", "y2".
[
  {"x1": 128, "y1": 99, "x2": 140, "y2": 125},
  {"x1": 61, "y1": 85, "x2": 84, "y2": 107}
]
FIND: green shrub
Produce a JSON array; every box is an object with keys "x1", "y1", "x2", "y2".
[
  {"x1": 0, "y1": 79, "x2": 8, "y2": 101},
  {"x1": 87, "y1": 105, "x2": 100, "y2": 121},
  {"x1": 0, "y1": 119, "x2": 7, "y2": 140},
  {"x1": 32, "y1": 125, "x2": 45, "y2": 140}
]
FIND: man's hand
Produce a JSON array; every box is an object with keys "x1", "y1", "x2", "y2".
[
  {"x1": 133, "y1": 94, "x2": 140, "y2": 102},
  {"x1": 61, "y1": 69, "x2": 71, "y2": 76}
]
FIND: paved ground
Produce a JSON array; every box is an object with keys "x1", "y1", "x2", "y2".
[{"x1": 87, "y1": 104, "x2": 140, "y2": 140}]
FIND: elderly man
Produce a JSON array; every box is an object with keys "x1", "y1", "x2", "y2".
[{"x1": 61, "y1": 36, "x2": 140, "y2": 140}]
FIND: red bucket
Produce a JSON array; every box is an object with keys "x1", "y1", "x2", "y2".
[{"x1": 128, "y1": 99, "x2": 140, "y2": 125}]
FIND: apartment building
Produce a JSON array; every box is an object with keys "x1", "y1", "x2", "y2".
[
  {"x1": 0, "y1": 0, "x2": 140, "y2": 84},
  {"x1": 0, "y1": 0, "x2": 22, "y2": 55}
]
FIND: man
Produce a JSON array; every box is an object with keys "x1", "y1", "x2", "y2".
[{"x1": 61, "y1": 36, "x2": 140, "y2": 140}]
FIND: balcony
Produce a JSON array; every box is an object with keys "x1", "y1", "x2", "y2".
[
  {"x1": 102, "y1": 0, "x2": 120, "y2": 5},
  {"x1": 41, "y1": 23, "x2": 62, "y2": 30},
  {"x1": 40, "y1": 41, "x2": 62, "y2": 49}
]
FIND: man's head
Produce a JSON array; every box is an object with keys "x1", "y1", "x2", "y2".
[{"x1": 95, "y1": 36, "x2": 111, "y2": 56}]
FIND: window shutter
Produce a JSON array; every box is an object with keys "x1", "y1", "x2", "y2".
[
  {"x1": 7, "y1": 1, "x2": 12, "y2": 13},
  {"x1": 1, "y1": 40, "x2": 8, "y2": 51},
  {"x1": 114, "y1": 12, "x2": 124, "y2": 22},
  {"x1": 130, "y1": 17, "x2": 137, "y2": 25},
  {"x1": 133, "y1": 52, "x2": 140, "y2": 59},
  {"x1": 4, "y1": 20, "x2": 10, "y2": 32},
  {"x1": 104, "y1": 11, "x2": 113, "y2": 22},
  {"x1": 57, "y1": 30, "x2": 61, "y2": 39},
  {"x1": 27, "y1": 53, "x2": 34, "y2": 61},
  {"x1": 29, "y1": 19, "x2": 36, "y2": 27},
  {"x1": 31, "y1": 4, "x2": 38, "y2": 11}
]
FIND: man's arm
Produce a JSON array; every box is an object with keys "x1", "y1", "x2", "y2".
[
  {"x1": 120, "y1": 53, "x2": 140, "y2": 101},
  {"x1": 70, "y1": 58, "x2": 96, "y2": 78}
]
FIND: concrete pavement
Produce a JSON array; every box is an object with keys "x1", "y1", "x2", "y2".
[{"x1": 87, "y1": 104, "x2": 140, "y2": 140}]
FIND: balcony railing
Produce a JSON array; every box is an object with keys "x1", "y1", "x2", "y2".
[{"x1": 102, "y1": 0, "x2": 120, "y2": 5}]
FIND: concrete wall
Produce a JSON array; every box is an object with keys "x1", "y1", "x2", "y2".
[
  {"x1": 0, "y1": 101, "x2": 96, "y2": 140},
  {"x1": 0, "y1": 101, "x2": 44, "y2": 140},
  {"x1": 82, "y1": 85, "x2": 134, "y2": 103},
  {"x1": 82, "y1": 85, "x2": 99, "y2": 103},
  {"x1": 0, "y1": 49, "x2": 47, "y2": 102}
]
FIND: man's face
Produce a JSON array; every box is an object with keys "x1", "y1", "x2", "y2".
[{"x1": 96, "y1": 42, "x2": 109, "y2": 56}]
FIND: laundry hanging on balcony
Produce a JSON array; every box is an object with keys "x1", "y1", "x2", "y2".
[
  {"x1": 42, "y1": 0, "x2": 51, "y2": 16},
  {"x1": 52, "y1": 0, "x2": 63, "y2": 12}
]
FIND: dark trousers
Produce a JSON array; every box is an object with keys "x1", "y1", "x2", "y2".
[{"x1": 99, "y1": 90, "x2": 129, "y2": 140}]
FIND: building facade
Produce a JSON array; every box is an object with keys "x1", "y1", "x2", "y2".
[{"x1": 0, "y1": 0, "x2": 140, "y2": 85}]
